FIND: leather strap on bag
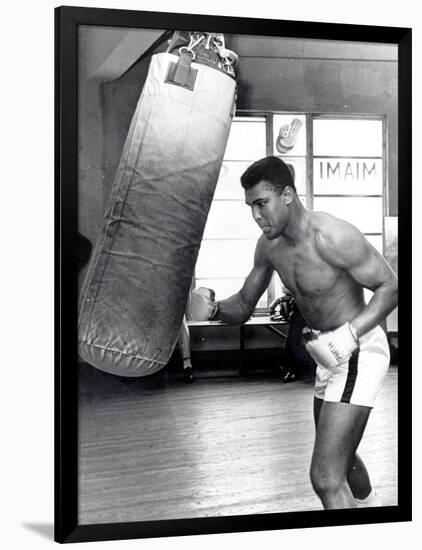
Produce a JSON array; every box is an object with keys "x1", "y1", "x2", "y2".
[{"x1": 165, "y1": 31, "x2": 238, "y2": 90}]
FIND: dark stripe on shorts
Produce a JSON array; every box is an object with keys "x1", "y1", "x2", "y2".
[{"x1": 341, "y1": 348, "x2": 360, "y2": 403}]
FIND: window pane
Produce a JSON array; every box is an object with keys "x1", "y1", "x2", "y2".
[
  {"x1": 196, "y1": 240, "x2": 256, "y2": 278},
  {"x1": 224, "y1": 118, "x2": 267, "y2": 160},
  {"x1": 313, "y1": 119, "x2": 383, "y2": 157},
  {"x1": 281, "y1": 156, "x2": 307, "y2": 194},
  {"x1": 365, "y1": 234, "x2": 383, "y2": 254},
  {"x1": 384, "y1": 216, "x2": 398, "y2": 273},
  {"x1": 313, "y1": 158, "x2": 382, "y2": 195},
  {"x1": 272, "y1": 273, "x2": 285, "y2": 297},
  {"x1": 313, "y1": 197, "x2": 383, "y2": 233},
  {"x1": 364, "y1": 289, "x2": 374, "y2": 305},
  {"x1": 273, "y1": 114, "x2": 307, "y2": 156},
  {"x1": 214, "y1": 161, "x2": 251, "y2": 200},
  {"x1": 255, "y1": 295, "x2": 268, "y2": 309},
  {"x1": 203, "y1": 201, "x2": 261, "y2": 239},
  {"x1": 196, "y1": 115, "x2": 269, "y2": 313}
]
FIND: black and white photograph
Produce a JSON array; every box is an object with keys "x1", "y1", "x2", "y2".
[
  {"x1": 3, "y1": 1, "x2": 416, "y2": 548},
  {"x1": 53, "y1": 4, "x2": 412, "y2": 544}
]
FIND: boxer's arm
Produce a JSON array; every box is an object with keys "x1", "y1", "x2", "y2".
[
  {"x1": 215, "y1": 237, "x2": 274, "y2": 326},
  {"x1": 318, "y1": 220, "x2": 398, "y2": 338}
]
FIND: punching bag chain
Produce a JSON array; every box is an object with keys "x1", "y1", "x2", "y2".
[{"x1": 178, "y1": 33, "x2": 205, "y2": 60}]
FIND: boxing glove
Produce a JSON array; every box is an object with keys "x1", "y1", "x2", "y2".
[
  {"x1": 303, "y1": 323, "x2": 359, "y2": 369},
  {"x1": 269, "y1": 295, "x2": 294, "y2": 321},
  {"x1": 186, "y1": 287, "x2": 218, "y2": 321}
]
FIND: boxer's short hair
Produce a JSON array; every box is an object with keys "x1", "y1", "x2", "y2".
[{"x1": 241, "y1": 156, "x2": 296, "y2": 194}]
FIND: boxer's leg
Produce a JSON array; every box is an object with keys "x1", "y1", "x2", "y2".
[
  {"x1": 179, "y1": 317, "x2": 195, "y2": 383},
  {"x1": 313, "y1": 398, "x2": 373, "y2": 501},
  {"x1": 311, "y1": 327, "x2": 390, "y2": 508},
  {"x1": 347, "y1": 453, "x2": 372, "y2": 500},
  {"x1": 310, "y1": 399, "x2": 371, "y2": 509}
]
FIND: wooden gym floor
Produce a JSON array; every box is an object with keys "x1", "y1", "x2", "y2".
[{"x1": 77, "y1": 360, "x2": 398, "y2": 525}]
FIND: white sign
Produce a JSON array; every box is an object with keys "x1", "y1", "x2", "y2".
[{"x1": 314, "y1": 158, "x2": 382, "y2": 195}]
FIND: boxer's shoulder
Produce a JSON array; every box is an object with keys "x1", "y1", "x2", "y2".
[
  {"x1": 311, "y1": 212, "x2": 366, "y2": 264},
  {"x1": 256, "y1": 234, "x2": 273, "y2": 256},
  {"x1": 255, "y1": 234, "x2": 282, "y2": 269},
  {"x1": 310, "y1": 210, "x2": 349, "y2": 234}
]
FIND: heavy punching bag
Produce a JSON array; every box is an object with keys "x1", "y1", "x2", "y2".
[{"x1": 78, "y1": 31, "x2": 237, "y2": 377}]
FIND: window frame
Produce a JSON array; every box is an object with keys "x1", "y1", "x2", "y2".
[{"x1": 194, "y1": 110, "x2": 388, "y2": 315}]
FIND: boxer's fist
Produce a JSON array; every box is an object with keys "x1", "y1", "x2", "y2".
[
  {"x1": 186, "y1": 287, "x2": 218, "y2": 321},
  {"x1": 303, "y1": 323, "x2": 359, "y2": 369}
]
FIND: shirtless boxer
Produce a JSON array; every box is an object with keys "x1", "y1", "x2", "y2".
[{"x1": 203, "y1": 156, "x2": 398, "y2": 509}]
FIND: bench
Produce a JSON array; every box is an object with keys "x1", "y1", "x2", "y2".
[{"x1": 186, "y1": 316, "x2": 289, "y2": 373}]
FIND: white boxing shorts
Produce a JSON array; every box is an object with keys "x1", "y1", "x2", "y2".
[{"x1": 314, "y1": 325, "x2": 390, "y2": 408}]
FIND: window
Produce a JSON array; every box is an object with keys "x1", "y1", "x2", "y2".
[
  {"x1": 312, "y1": 116, "x2": 385, "y2": 303},
  {"x1": 195, "y1": 117, "x2": 268, "y2": 308},
  {"x1": 195, "y1": 113, "x2": 386, "y2": 313}
]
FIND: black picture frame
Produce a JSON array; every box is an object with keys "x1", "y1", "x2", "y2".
[{"x1": 55, "y1": 5, "x2": 412, "y2": 544}]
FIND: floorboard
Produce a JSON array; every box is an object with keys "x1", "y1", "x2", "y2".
[{"x1": 77, "y1": 363, "x2": 398, "y2": 524}]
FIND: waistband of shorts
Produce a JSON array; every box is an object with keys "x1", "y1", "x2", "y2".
[{"x1": 304, "y1": 323, "x2": 385, "y2": 340}]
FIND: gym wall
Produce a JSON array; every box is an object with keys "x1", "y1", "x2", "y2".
[{"x1": 78, "y1": 31, "x2": 398, "y2": 352}]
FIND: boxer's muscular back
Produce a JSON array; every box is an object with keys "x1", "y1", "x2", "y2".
[{"x1": 264, "y1": 212, "x2": 366, "y2": 332}]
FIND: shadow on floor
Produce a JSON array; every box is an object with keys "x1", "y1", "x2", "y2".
[{"x1": 22, "y1": 523, "x2": 54, "y2": 541}]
